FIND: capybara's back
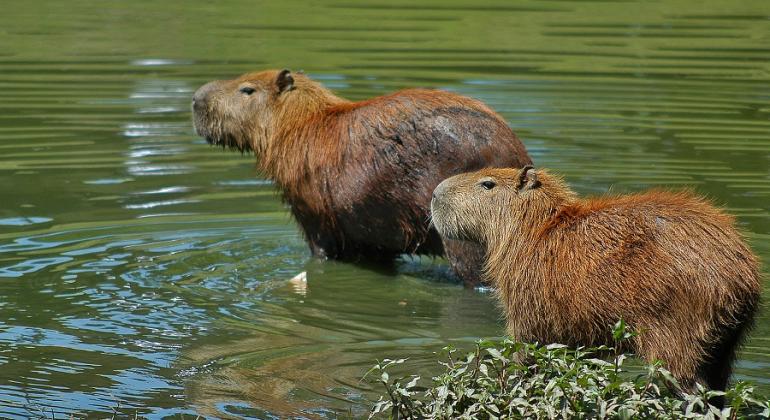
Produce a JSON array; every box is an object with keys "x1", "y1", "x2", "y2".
[{"x1": 430, "y1": 166, "x2": 761, "y2": 392}]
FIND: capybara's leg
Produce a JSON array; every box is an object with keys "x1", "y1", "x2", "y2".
[
  {"x1": 698, "y1": 299, "x2": 757, "y2": 408},
  {"x1": 301, "y1": 227, "x2": 338, "y2": 260},
  {"x1": 308, "y1": 240, "x2": 330, "y2": 259},
  {"x1": 634, "y1": 329, "x2": 701, "y2": 394},
  {"x1": 700, "y1": 339, "x2": 737, "y2": 391},
  {"x1": 695, "y1": 322, "x2": 752, "y2": 408},
  {"x1": 699, "y1": 359, "x2": 730, "y2": 409},
  {"x1": 442, "y1": 238, "x2": 486, "y2": 287}
]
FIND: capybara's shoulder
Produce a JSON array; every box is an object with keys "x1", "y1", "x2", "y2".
[
  {"x1": 607, "y1": 190, "x2": 732, "y2": 223},
  {"x1": 544, "y1": 189, "x2": 734, "y2": 235},
  {"x1": 328, "y1": 88, "x2": 502, "y2": 121}
]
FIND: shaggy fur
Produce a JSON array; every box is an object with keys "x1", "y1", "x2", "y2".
[
  {"x1": 192, "y1": 69, "x2": 531, "y2": 285},
  {"x1": 431, "y1": 167, "x2": 761, "y2": 391}
]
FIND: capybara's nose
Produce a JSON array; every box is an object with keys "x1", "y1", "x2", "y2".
[
  {"x1": 192, "y1": 90, "x2": 206, "y2": 111},
  {"x1": 192, "y1": 81, "x2": 219, "y2": 110},
  {"x1": 432, "y1": 179, "x2": 451, "y2": 201}
]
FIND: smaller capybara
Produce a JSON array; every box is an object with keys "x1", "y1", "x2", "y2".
[
  {"x1": 430, "y1": 166, "x2": 761, "y2": 391},
  {"x1": 192, "y1": 69, "x2": 532, "y2": 285}
]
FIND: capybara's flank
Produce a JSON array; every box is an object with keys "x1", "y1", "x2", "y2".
[
  {"x1": 192, "y1": 69, "x2": 531, "y2": 285},
  {"x1": 430, "y1": 166, "x2": 761, "y2": 391}
]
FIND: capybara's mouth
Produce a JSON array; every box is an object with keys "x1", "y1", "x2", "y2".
[
  {"x1": 193, "y1": 108, "x2": 255, "y2": 154},
  {"x1": 210, "y1": 134, "x2": 252, "y2": 154},
  {"x1": 203, "y1": 132, "x2": 240, "y2": 151},
  {"x1": 192, "y1": 114, "x2": 250, "y2": 153},
  {"x1": 429, "y1": 200, "x2": 456, "y2": 240}
]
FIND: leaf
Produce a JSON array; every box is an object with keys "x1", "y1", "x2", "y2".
[
  {"x1": 618, "y1": 407, "x2": 632, "y2": 420},
  {"x1": 486, "y1": 348, "x2": 508, "y2": 362},
  {"x1": 546, "y1": 343, "x2": 568, "y2": 350},
  {"x1": 479, "y1": 363, "x2": 489, "y2": 377},
  {"x1": 612, "y1": 320, "x2": 627, "y2": 341},
  {"x1": 371, "y1": 398, "x2": 390, "y2": 415},
  {"x1": 615, "y1": 354, "x2": 627, "y2": 367}
]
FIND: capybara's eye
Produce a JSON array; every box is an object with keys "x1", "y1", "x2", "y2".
[
  {"x1": 481, "y1": 180, "x2": 496, "y2": 190},
  {"x1": 239, "y1": 86, "x2": 256, "y2": 95}
]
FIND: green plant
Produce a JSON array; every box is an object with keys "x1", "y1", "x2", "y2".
[{"x1": 367, "y1": 321, "x2": 770, "y2": 419}]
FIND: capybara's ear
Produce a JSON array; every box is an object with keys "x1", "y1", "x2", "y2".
[
  {"x1": 518, "y1": 165, "x2": 541, "y2": 190},
  {"x1": 276, "y1": 69, "x2": 295, "y2": 93}
]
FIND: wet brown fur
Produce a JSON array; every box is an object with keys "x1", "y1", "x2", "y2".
[
  {"x1": 431, "y1": 167, "x2": 761, "y2": 391},
  {"x1": 192, "y1": 70, "x2": 531, "y2": 285}
]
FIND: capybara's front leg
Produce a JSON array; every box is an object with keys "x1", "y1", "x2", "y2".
[
  {"x1": 301, "y1": 226, "x2": 338, "y2": 260},
  {"x1": 442, "y1": 238, "x2": 486, "y2": 287}
]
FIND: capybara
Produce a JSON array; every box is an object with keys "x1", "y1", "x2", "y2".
[
  {"x1": 430, "y1": 166, "x2": 761, "y2": 391},
  {"x1": 192, "y1": 69, "x2": 531, "y2": 285}
]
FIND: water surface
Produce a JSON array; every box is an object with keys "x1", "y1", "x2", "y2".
[{"x1": 1, "y1": 0, "x2": 769, "y2": 418}]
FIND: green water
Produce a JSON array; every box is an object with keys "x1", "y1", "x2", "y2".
[{"x1": 1, "y1": 0, "x2": 769, "y2": 418}]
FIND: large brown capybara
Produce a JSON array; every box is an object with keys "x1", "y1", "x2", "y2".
[
  {"x1": 430, "y1": 166, "x2": 761, "y2": 392},
  {"x1": 192, "y1": 69, "x2": 531, "y2": 285}
]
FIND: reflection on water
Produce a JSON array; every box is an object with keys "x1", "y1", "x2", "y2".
[
  {"x1": 0, "y1": 0, "x2": 769, "y2": 417},
  {"x1": 179, "y1": 262, "x2": 501, "y2": 418}
]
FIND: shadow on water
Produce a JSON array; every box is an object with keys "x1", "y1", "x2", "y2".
[{"x1": 0, "y1": 0, "x2": 769, "y2": 417}]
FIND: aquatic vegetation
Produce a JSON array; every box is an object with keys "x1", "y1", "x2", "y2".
[{"x1": 368, "y1": 322, "x2": 770, "y2": 419}]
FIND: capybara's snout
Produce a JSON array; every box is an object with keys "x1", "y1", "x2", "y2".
[
  {"x1": 430, "y1": 176, "x2": 460, "y2": 222},
  {"x1": 430, "y1": 176, "x2": 467, "y2": 241},
  {"x1": 192, "y1": 80, "x2": 221, "y2": 111},
  {"x1": 432, "y1": 177, "x2": 453, "y2": 202}
]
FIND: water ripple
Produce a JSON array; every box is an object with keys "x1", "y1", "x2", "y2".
[{"x1": 0, "y1": 0, "x2": 768, "y2": 418}]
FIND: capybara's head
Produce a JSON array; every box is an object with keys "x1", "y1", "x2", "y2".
[
  {"x1": 430, "y1": 166, "x2": 576, "y2": 244},
  {"x1": 192, "y1": 69, "x2": 332, "y2": 154}
]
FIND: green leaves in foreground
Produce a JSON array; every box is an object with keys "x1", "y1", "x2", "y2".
[{"x1": 367, "y1": 323, "x2": 770, "y2": 419}]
